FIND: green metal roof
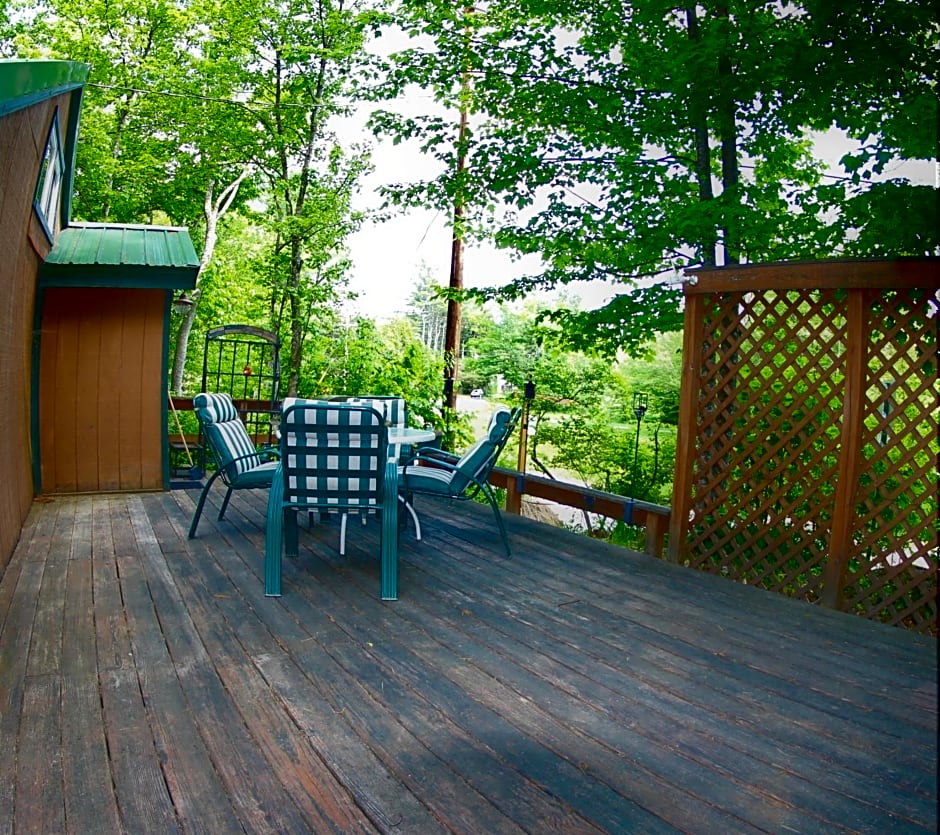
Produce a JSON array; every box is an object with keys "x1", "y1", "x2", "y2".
[
  {"x1": 0, "y1": 59, "x2": 90, "y2": 118},
  {"x1": 41, "y1": 223, "x2": 200, "y2": 289}
]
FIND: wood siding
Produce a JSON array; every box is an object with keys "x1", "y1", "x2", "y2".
[
  {"x1": 0, "y1": 94, "x2": 67, "y2": 572},
  {"x1": 38, "y1": 287, "x2": 165, "y2": 493}
]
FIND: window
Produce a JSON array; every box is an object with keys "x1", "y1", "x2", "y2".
[{"x1": 35, "y1": 110, "x2": 64, "y2": 237}]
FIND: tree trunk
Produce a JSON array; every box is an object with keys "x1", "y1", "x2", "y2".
[
  {"x1": 287, "y1": 237, "x2": 304, "y2": 397},
  {"x1": 170, "y1": 295, "x2": 200, "y2": 395},
  {"x1": 716, "y1": 4, "x2": 740, "y2": 264},
  {"x1": 685, "y1": 6, "x2": 717, "y2": 268},
  {"x1": 444, "y1": 87, "x2": 470, "y2": 409},
  {"x1": 444, "y1": 214, "x2": 464, "y2": 407},
  {"x1": 169, "y1": 170, "x2": 249, "y2": 394}
]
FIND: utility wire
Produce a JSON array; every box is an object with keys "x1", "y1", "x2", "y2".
[{"x1": 87, "y1": 81, "x2": 352, "y2": 110}]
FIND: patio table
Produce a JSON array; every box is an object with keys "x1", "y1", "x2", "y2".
[
  {"x1": 387, "y1": 425, "x2": 436, "y2": 458},
  {"x1": 388, "y1": 426, "x2": 436, "y2": 546}
]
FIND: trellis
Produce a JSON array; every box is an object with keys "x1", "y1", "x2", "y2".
[
  {"x1": 669, "y1": 259, "x2": 939, "y2": 635},
  {"x1": 200, "y1": 324, "x2": 281, "y2": 445}
]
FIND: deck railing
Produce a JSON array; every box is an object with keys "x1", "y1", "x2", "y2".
[{"x1": 491, "y1": 467, "x2": 670, "y2": 559}]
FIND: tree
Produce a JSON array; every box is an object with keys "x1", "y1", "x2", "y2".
[
  {"x1": 406, "y1": 265, "x2": 449, "y2": 352},
  {"x1": 371, "y1": 0, "x2": 938, "y2": 355},
  {"x1": 614, "y1": 331, "x2": 685, "y2": 426},
  {"x1": 297, "y1": 314, "x2": 443, "y2": 424},
  {"x1": 462, "y1": 303, "x2": 612, "y2": 462},
  {"x1": 11, "y1": 0, "x2": 379, "y2": 394},
  {"x1": 208, "y1": 0, "x2": 378, "y2": 394}
]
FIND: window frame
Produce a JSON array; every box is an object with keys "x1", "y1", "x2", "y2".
[{"x1": 34, "y1": 108, "x2": 65, "y2": 240}]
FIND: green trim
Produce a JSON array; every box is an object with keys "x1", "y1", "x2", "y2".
[
  {"x1": 61, "y1": 86, "x2": 85, "y2": 226},
  {"x1": 40, "y1": 265, "x2": 198, "y2": 289},
  {"x1": 30, "y1": 291, "x2": 45, "y2": 494},
  {"x1": 0, "y1": 60, "x2": 90, "y2": 118},
  {"x1": 32, "y1": 109, "x2": 62, "y2": 243},
  {"x1": 161, "y1": 291, "x2": 172, "y2": 489}
]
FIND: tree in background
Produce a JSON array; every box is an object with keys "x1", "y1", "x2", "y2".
[
  {"x1": 613, "y1": 332, "x2": 685, "y2": 427},
  {"x1": 462, "y1": 304, "x2": 613, "y2": 467},
  {"x1": 372, "y1": 0, "x2": 938, "y2": 356},
  {"x1": 296, "y1": 315, "x2": 443, "y2": 423},
  {"x1": 406, "y1": 266, "x2": 449, "y2": 353},
  {"x1": 10, "y1": 0, "x2": 380, "y2": 394},
  {"x1": 222, "y1": 0, "x2": 379, "y2": 394},
  {"x1": 537, "y1": 332, "x2": 686, "y2": 508}
]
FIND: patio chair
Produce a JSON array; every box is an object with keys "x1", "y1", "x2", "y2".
[
  {"x1": 329, "y1": 395, "x2": 408, "y2": 452},
  {"x1": 188, "y1": 392, "x2": 280, "y2": 539},
  {"x1": 399, "y1": 406, "x2": 522, "y2": 557},
  {"x1": 264, "y1": 399, "x2": 398, "y2": 598}
]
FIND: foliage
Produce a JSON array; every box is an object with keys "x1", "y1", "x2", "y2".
[
  {"x1": 613, "y1": 331, "x2": 685, "y2": 426},
  {"x1": 539, "y1": 409, "x2": 677, "y2": 505},
  {"x1": 8, "y1": 0, "x2": 240, "y2": 226},
  {"x1": 10, "y1": 0, "x2": 382, "y2": 394},
  {"x1": 406, "y1": 265, "x2": 449, "y2": 353},
  {"x1": 296, "y1": 315, "x2": 444, "y2": 424},
  {"x1": 458, "y1": 305, "x2": 682, "y2": 506},
  {"x1": 203, "y1": 0, "x2": 379, "y2": 394},
  {"x1": 371, "y1": 0, "x2": 938, "y2": 356}
]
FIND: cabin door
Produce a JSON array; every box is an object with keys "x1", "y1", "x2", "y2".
[{"x1": 38, "y1": 287, "x2": 165, "y2": 493}]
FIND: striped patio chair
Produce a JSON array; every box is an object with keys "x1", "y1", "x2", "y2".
[
  {"x1": 264, "y1": 399, "x2": 399, "y2": 598},
  {"x1": 188, "y1": 392, "x2": 280, "y2": 538}
]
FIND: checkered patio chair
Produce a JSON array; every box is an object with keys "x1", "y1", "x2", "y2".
[
  {"x1": 326, "y1": 395, "x2": 413, "y2": 552},
  {"x1": 264, "y1": 399, "x2": 398, "y2": 598}
]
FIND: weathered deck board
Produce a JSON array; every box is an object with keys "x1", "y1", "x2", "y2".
[{"x1": 0, "y1": 487, "x2": 936, "y2": 834}]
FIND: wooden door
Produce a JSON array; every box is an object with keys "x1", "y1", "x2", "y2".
[{"x1": 39, "y1": 287, "x2": 165, "y2": 493}]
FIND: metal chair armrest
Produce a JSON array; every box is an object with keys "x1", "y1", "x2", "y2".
[
  {"x1": 401, "y1": 450, "x2": 462, "y2": 474},
  {"x1": 210, "y1": 448, "x2": 279, "y2": 484}
]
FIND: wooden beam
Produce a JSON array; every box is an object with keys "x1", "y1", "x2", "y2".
[
  {"x1": 488, "y1": 468, "x2": 671, "y2": 559},
  {"x1": 684, "y1": 258, "x2": 940, "y2": 293}
]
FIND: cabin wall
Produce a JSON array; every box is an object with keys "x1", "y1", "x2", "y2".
[
  {"x1": 0, "y1": 93, "x2": 69, "y2": 573},
  {"x1": 38, "y1": 287, "x2": 166, "y2": 493}
]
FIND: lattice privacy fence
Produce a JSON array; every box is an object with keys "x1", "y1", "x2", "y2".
[{"x1": 669, "y1": 260, "x2": 938, "y2": 635}]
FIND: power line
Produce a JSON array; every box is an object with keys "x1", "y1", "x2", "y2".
[{"x1": 87, "y1": 81, "x2": 350, "y2": 111}]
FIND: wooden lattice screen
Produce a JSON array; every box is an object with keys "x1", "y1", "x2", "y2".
[{"x1": 669, "y1": 260, "x2": 939, "y2": 635}]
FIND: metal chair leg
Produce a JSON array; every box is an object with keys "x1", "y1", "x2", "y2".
[
  {"x1": 188, "y1": 469, "x2": 223, "y2": 539},
  {"x1": 482, "y1": 484, "x2": 511, "y2": 558},
  {"x1": 399, "y1": 496, "x2": 422, "y2": 540},
  {"x1": 217, "y1": 485, "x2": 234, "y2": 520}
]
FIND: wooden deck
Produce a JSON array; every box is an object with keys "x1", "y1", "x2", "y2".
[{"x1": 1, "y1": 486, "x2": 936, "y2": 834}]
